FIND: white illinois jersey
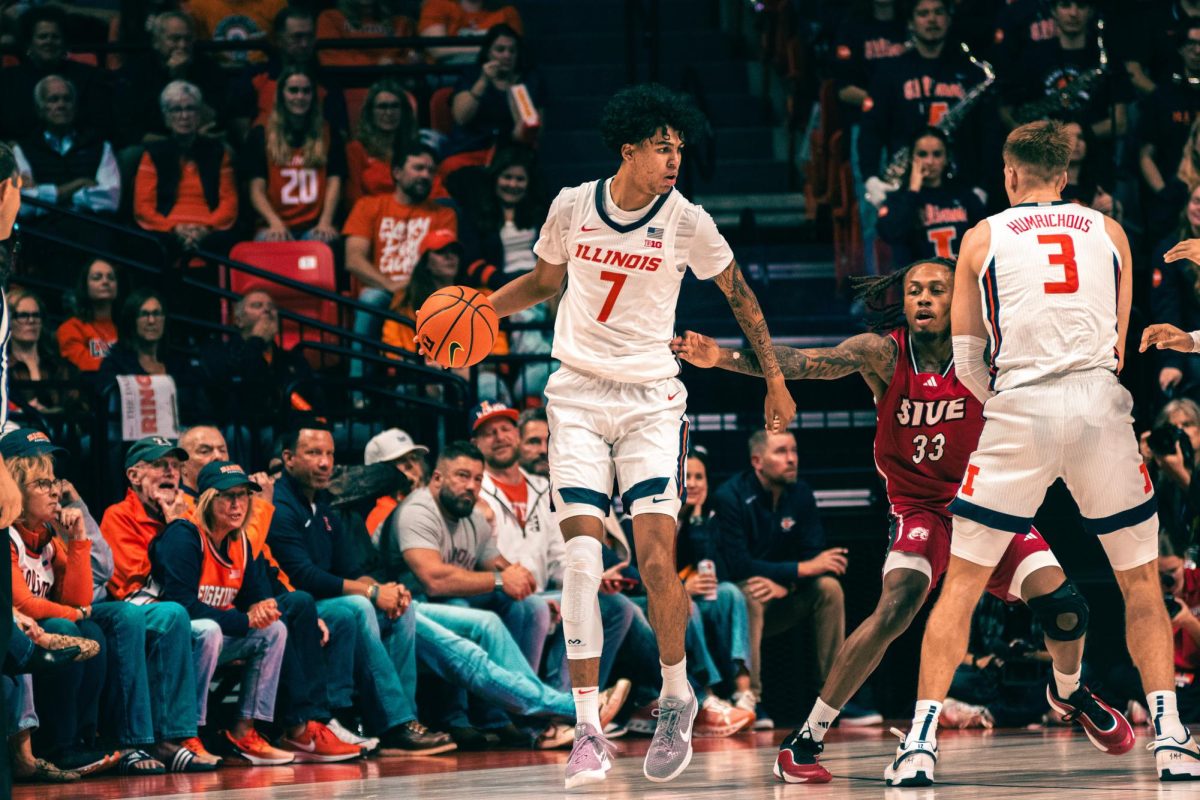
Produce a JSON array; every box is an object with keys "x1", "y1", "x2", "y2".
[
  {"x1": 533, "y1": 178, "x2": 733, "y2": 383},
  {"x1": 980, "y1": 200, "x2": 1120, "y2": 392}
]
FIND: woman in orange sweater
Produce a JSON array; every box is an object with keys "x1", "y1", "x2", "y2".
[
  {"x1": 56, "y1": 258, "x2": 120, "y2": 373},
  {"x1": 345, "y1": 79, "x2": 417, "y2": 206},
  {"x1": 6, "y1": 432, "x2": 114, "y2": 775},
  {"x1": 133, "y1": 80, "x2": 238, "y2": 252}
]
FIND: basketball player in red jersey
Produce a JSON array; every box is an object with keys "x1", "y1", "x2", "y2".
[{"x1": 673, "y1": 257, "x2": 1133, "y2": 786}]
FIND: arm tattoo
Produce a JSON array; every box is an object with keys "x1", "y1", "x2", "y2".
[
  {"x1": 715, "y1": 261, "x2": 784, "y2": 381},
  {"x1": 716, "y1": 334, "x2": 899, "y2": 382}
]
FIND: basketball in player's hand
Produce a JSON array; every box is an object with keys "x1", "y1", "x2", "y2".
[{"x1": 415, "y1": 286, "x2": 498, "y2": 369}]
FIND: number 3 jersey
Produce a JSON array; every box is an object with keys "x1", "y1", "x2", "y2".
[
  {"x1": 875, "y1": 329, "x2": 983, "y2": 512},
  {"x1": 981, "y1": 201, "x2": 1119, "y2": 393},
  {"x1": 533, "y1": 178, "x2": 733, "y2": 383}
]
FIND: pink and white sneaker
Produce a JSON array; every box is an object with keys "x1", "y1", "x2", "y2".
[{"x1": 564, "y1": 722, "x2": 616, "y2": 790}]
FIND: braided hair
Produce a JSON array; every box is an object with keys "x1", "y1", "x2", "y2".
[{"x1": 849, "y1": 257, "x2": 956, "y2": 333}]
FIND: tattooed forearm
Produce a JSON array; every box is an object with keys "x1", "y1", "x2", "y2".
[
  {"x1": 717, "y1": 334, "x2": 898, "y2": 382},
  {"x1": 715, "y1": 261, "x2": 784, "y2": 381}
]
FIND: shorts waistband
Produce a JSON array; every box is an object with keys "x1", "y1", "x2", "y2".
[
  {"x1": 1001, "y1": 368, "x2": 1117, "y2": 391},
  {"x1": 558, "y1": 363, "x2": 678, "y2": 387}
]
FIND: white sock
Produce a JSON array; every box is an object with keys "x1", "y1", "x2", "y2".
[
  {"x1": 1148, "y1": 691, "x2": 1189, "y2": 742},
  {"x1": 800, "y1": 697, "x2": 840, "y2": 743},
  {"x1": 660, "y1": 658, "x2": 691, "y2": 701},
  {"x1": 573, "y1": 687, "x2": 601, "y2": 731},
  {"x1": 1052, "y1": 666, "x2": 1081, "y2": 699},
  {"x1": 905, "y1": 699, "x2": 942, "y2": 746}
]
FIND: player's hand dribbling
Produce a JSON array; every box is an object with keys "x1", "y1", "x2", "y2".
[
  {"x1": 765, "y1": 379, "x2": 796, "y2": 433},
  {"x1": 1141, "y1": 323, "x2": 1194, "y2": 354},
  {"x1": 670, "y1": 331, "x2": 719, "y2": 368}
]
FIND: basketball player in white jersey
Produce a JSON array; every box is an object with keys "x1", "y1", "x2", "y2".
[
  {"x1": 483, "y1": 84, "x2": 796, "y2": 788},
  {"x1": 886, "y1": 120, "x2": 1200, "y2": 785}
]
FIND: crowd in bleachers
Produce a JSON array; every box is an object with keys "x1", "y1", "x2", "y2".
[{"x1": 10, "y1": 0, "x2": 1200, "y2": 787}]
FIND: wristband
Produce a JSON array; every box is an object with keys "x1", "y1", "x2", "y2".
[
  {"x1": 1190, "y1": 330, "x2": 1200, "y2": 353},
  {"x1": 494, "y1": 570, "x2": 504, "y2": 591}
]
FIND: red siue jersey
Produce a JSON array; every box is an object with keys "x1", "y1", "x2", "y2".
[{"x1": 874, "y1": 328, "x2": 984, "y2": 512}]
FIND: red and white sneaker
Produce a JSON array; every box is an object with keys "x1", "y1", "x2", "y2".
[
  {"x1": 221, "y1": 729, "x2": 295, "y2": 766},
  {"x1": 773, "y1": 729, "x2": 831, "y2": 783},
  {"x1": 1046, "y1": 684, "x2": 1135, "y2": 755},
  {"x1": 278, "y1": 721, "x2": 364, "y2": 763}
]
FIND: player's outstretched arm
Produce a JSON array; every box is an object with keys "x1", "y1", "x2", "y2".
[
  {"x1": 488, "y1": 257, "x2": 567, "y2": 319},
  {"x1": 950, "y1": 221, "x2": 994, "y2": 402},
  {"x1": 671, "y1": 330, "x2": 897, "y2": 383},
  {"x1": 713, "y1": 260, "x2": 797, "y2": 431}
]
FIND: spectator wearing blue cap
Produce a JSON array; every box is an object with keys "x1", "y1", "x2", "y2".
[{"x1": 151, "y1": 461, "x2": 362, "y2": 765}]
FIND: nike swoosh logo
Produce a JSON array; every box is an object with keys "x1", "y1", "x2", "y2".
[
  {"x1": 578, "y1": 688, "x2": 596, "y2": 695},
  {"x1": 289, "y1": 738, "x2": 318, "y2": 752},
  {"x1": 581, "y1": 225, "x2": 601, "y2": 232},
  {"x1": 448, "y1": 341, "x2": 464, "y2": 367},
  {"x1": 667, "y1": 391, "x2": 681, "y2": 401},
  {"x1": 652, "y1": 497, "x2": 673, "y2": 503}
]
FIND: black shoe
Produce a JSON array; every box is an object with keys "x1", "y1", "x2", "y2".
[
  {"x1": 378, "y1": 721, "x2": 457, "y2": 756},
  {"x1": 448, "y1": 726, "x2": 490, "y2": 752},
  {"x1": 24, "y1": 645, "x2": 82, "y2": 674},
  {"x1": 486, "y1": 723, "x2": 533, "y2": 749}
]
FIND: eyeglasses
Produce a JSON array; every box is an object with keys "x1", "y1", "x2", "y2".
[
  {"x1": 12, "y1": 311, "x2": 42, "y2": 322},
  {"x1": 25, "y1": 478, "x2": 61, "y2": 494},
  {"x1": 218, "y1": 489, "x2": 251, "y2": 502},
  {"x1": 284, "y1": 86, "x2": 313, "y2": 95},
  {"x1": 166, "y1": 105, "x2": 198, "y2": 115},
  {"x1": 374, "y1": 102, "x2": 403, "y2": 111},
  {"x1": 138, "y1": 309, "x2": 165, "y2": 319}
]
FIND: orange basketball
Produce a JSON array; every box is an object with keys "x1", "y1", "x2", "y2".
[{"x1": 415, "y1": 286, "x2": 498, "y2": 369}]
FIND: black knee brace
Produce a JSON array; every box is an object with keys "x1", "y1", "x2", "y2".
[{"x1": 1026, "y1": 580, "x2": 1089, "y2": 641}]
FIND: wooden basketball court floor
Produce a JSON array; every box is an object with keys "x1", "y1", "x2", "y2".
[{"x1": 13, "y1": 727, "x2": 1193, "y2": 800}]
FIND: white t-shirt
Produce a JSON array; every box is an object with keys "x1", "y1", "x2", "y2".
[{"x1": 533, "y1": 179, "x2": 733, "y2": 383}]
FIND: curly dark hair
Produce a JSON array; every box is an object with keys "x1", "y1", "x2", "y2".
[
  {"x1": 599, "y1": 83, "x2": 709, "y2": 154},
  {"x1": 849, "y1": 257, "x2": 956, "y2": 332}
]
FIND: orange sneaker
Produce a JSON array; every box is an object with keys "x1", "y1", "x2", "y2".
[
  {"x1": 694, "y1": 695, "x2": 756, "y2": 737},
  {"x1": 279, "y1": 721, "x2": 363, "y2": 763},
  {"x1": 222, "y1": 728, "x2": 295, "y2": 766},
  {"x1": 180, "y1": 737, "x2": 223, "y2": 766}
]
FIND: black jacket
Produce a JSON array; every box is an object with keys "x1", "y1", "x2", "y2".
[{"x1": 267, "y1": 471, "x2": 362, "y2": 600}]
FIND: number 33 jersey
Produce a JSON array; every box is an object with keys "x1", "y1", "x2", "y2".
[
  {"x1": 980, "y1": 201, "x2": 1119, "y2": 393},
  {"x1": 533, "y1": 179, "x2": 733, "y2": 383},
  {"x1": 875, "y1": 329, "x2": 983, "y2": 512}
]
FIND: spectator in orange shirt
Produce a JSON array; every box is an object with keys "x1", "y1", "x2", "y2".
[
  {"x1": 5, "y1": 431, "x2": 116, "y2": 775},
  {"x1": 133, "y1": 81, "x2": 239, "y2": 253},
  {"x1": 363, "y1": 428, "x2": 428, "y2": 540},
  {"x1": 56, "y1": 258, "x2": 119, "y2": 372},
  {"x1": 345, "y1": 79, "x2": 418, "y2": 206},
  {"x1": 189, "y1": 0, "x2": 286, "y2": 66},
  {"x1": 418, "y1": 0, "x2": 522, "y2": 63},
  {"x1": 317, "y1": 0, "x2": 416, "y2": 67},
  {"x1": 244, "y1": 68, "x2": 345, "y2": 243},
  {"x1": 343, "y1": 141, "x2": 457, "y2": 379}
]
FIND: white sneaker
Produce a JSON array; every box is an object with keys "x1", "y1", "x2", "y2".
[
  {"x1": 326, "y1": 718, "x2": 380, "y2": 754},
  {"x1": 884, "y1": 727, "x2": 937, "y2": 787},
  {"x1": 1152, "y1": 732, "x2": 1200, "y2": 781}
]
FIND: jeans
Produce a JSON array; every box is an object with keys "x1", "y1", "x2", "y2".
[
  {"x1": 628, "y1": 595, "x2": 721, "y2": 694},
  {"x1": 4, "y1": 675, "x2": 36, "y2": 736},
  {"x1": 317, "y1": 595, "x2": 359, "y2": 711},
  {"x1": 450, "y1": 593, "x2": 550, "y2": 671},
  {"x1": 350, "y1": 286, "x2": 392, "y2": 380},
  {"x1": 274, "y1": 591, "x2": 328, "y2": 726},
  {"x1": 316, "y1": 595, "x2": 417, "y2": 734},
  {"x1": 414, "y1": 600, "x2": 574, "y2": 725},
  {"x1": 543, "y1": 590, "x2": 637, "y2": 692},
  {"x1": 215, "y1": 620, "x2": 288, "y2": 725},
  {"x1": 33, "y1": 618, "x2": 106, "y2": 758},
  {"x1": 695, "y1": 582, "x2": 752, "y2": 686},
  {"x1": 5, "y1": 628, "x2": 35, "y2": 674},
  {"x1": 91, "y1": 600, "x2": 197, "y2": 745},
  {"x1": 192, "y1": 619, "x2": 223, "y2": 725}
]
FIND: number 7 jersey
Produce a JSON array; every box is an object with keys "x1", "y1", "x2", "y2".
[
  {"x1": 875, "y1": 329, "x2": 984, "y2": 512},
  {"x1": 533, "y1": 179, "x2": 733, "y2": 383},
  {"x1": 980, "y1": 200, "x2": 1120, "y2": 393}
]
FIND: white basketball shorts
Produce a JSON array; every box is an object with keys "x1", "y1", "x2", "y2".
[
  {"x1": 948, "y1": 371, "x2": 1158, "y2": 571},
  {"x1": 544, "y1": 365, "x2": 689, "y2": 520}
]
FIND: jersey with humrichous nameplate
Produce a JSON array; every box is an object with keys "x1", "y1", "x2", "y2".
[
  {"x1": 980, "y1": 201, "x2": 1119, "y2": 393},
  {"x1": 532, "y1": 178, "x2": 733, "y2": 384},
  {"x1": 875, "y1": 328, "x2": 984, "y2": 512}
]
